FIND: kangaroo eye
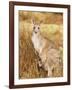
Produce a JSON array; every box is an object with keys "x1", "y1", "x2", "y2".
[
  {"x1": 33, "y1": 27, "x2": 35, "y2": 29},
  {"x1": 38, "y1": 27, "x2": 40, "y2": 29}
]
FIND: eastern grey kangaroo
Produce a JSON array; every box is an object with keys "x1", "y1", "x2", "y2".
[{"x1": 31, "y1": 21, "x2": 61, "y2": 77}]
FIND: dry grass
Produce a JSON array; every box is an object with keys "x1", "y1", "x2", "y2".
[{"x1": 19, "y1": 11, "x2": 63, "y2": 79}]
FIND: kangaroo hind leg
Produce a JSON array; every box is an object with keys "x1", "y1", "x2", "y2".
[{"x1": 48, "y1": 66, "x2": 53, "y2": 77}]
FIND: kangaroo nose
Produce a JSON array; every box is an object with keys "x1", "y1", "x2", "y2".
[{"x1": 34, "y1": 31, "x2": 37, "y2": 33}]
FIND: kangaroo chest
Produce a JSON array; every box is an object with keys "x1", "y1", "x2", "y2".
[{"x1": 32, "y1": 33, "x2": 43, "y2": 53}]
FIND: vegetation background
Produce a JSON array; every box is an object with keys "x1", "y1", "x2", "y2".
[{"x1": 19, "y1": 11, "x2": 63, "y2": 79}]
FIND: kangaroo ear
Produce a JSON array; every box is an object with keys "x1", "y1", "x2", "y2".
[
  {"x1": 40, "y1": 20, "x2": 43, "y2": 24},
  {"x1": 31, "y1": 18, "x2": 35, "y2": 25}
]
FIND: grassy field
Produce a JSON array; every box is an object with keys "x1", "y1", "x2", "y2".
[{"x1": 19, "y1": 11, "x2": 63, "y2": 79}]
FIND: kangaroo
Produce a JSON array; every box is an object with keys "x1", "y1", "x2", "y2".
[{"x1": 31, "y1": 20, "x2": 61, "y2": 77}]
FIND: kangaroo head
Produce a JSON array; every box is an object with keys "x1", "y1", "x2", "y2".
[
  {"x1": 32, "y1": 19, "x2": 42, "y2": 34},
  {"x1": 33, "y1": 23, "x2": 40, "y2": 34}
]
